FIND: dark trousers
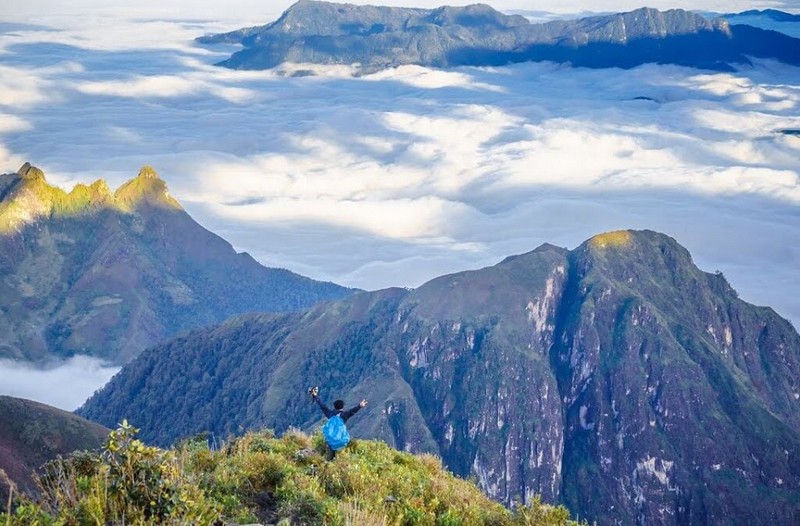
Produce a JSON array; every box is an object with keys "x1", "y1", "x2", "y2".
[{"x1": 325, "y1": 446, "x2": 337, "y2": 460}]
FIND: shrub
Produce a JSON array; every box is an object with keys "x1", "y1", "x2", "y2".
[
  {"x1": 7, "y1": 425, "x2": 585, "y2": 526},
  {"x1": 22, "y1": 420, "x2": 217, "y2": 526},
  {"x1": 513, "y1": 496, "x2": 577, "y2": 526}
]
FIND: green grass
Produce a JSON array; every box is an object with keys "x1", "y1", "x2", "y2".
[{"x1": 4, "y1": 422, "x2": 585, "y2": 526}]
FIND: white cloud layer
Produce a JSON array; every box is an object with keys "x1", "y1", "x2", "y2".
[
  {"x1": 0, "y1": 8, "x2": 799, "y2": 409},
  {"x1": 0, "y1": 357, "x2": 120, "y2": 411}
]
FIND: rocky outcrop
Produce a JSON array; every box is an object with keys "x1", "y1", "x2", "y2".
[
  {"x1": 80, "y1": 230, "x2": 800, "y2": 525},
  {"x1": 114, "y1": 165, "x2": 182, "y2": 212}
]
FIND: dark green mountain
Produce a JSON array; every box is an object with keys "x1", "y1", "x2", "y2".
[
  {"x1": 0, "y1": 163, "x2": 354, "y2": 364},
  {"x1": 79, "y1": 230, "x2": 800, "y2": 525},
  {"x1": 197, "y1": 1, "x2": 800, "y2": 73},
  {"x1": 0, "y1": 395, "x2": 109, "y2": 511}
]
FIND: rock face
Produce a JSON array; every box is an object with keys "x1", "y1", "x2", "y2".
[
  {"x1": 79, "y1": 230, "x2": 800, "y2": 525},
  {"x1": 0, "y1": 163, "x2": 355, "y2": 364},
  {"x1": 0, "y1": 395, "x2": 109, "y2": 510},
  {"x1": 197, "y1": 1, "x2": 800, "y2": 72}
]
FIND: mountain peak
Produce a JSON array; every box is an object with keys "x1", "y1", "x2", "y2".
[
  {"x1": 587, "y1": 230, "x2": 633, "y2": 250},
  {"x1": 17, "y1": 162, "x2": 45, "y2": 181},
  {"x1": 136, "y1": 165, "x2": 161, "y2": 180},
  {"x1": 0, "y1": 164, "x2": 183, "y2": 233},
  {"x1": 114, "y1": 166, "x2": 181, "y2": 211}
]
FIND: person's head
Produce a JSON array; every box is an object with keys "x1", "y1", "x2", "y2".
[{"x1": 334, "y1": 400, "x2": 344, "y2": 410}]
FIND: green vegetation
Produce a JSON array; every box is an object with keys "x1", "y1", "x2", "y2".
[
  {"x1": 587, "y1": 230, "x2": 632, "y2": 250},
  {"x1": 0, "y1": 164, "x2": 183, "y2": 234},
  {"x1": 5, "y1": 422, "x2": 583, "y2": 526}
]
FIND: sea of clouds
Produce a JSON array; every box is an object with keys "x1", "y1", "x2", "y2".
[{"x1": 1, "y1": 0, "x2": 799, "y2": 409}]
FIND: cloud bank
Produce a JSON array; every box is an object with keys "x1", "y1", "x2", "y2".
[
  {"x1": 0, "y1": 357, "x2": 120, "y2": 411},
  {"x1": 0, "y1": 10, "x2": 799, "y2": 408}
]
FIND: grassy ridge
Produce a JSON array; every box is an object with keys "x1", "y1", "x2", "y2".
[
  {"x1": 5, "y1": 422, "x2": 584, "y2": 526},
  {"x1": 0, "y1": 396, "x2": 109, "y2": 512}
]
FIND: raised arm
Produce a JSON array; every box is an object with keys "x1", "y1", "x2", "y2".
[
  {"x1": 341, "y1": 399, "x2": 367, "y2": 422},
  {"x1": 313, "y1": 395, "x2": 335, "y2": 418}
]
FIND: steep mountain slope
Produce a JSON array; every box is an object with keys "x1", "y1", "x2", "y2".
[
  {"x1": 551, "y1": 232, "x2": 800, "y2": 525},
  {"x1": 0, "y1": 396, "x2": 108, "y2": 511},
  {"x1": 80, "y1": 230, "x2": 800, "y2": 525},
  {"x1": 0, "y1": 163, "x2": 354, "y2": 364},
  {"x1": 197, "y1": 1, "x2": 800, "y2": 72}
]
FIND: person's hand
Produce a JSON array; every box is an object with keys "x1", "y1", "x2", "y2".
[
  {"x1": 359, "y1": 399, "x2": 368, "y2": 408},
  {"x1": 308, "y1": 386, "x2": 319, "y2": 398}
]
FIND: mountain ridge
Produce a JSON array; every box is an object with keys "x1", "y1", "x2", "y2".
[
  {"x1": 79, "y1": 229, "x2": 800, "y2": 525},
  {"x1": 197, "y1": 2, "x2": 800, "y2": 73},
  {"x1": 0, "y1": 163, "x2": 355, "y2": 364},
  {"x1": 0, "y1": 163, "x2": 181, "y2": 234},
  {"x1": 725, "y1": 9, "x2": 800, "y2": 22}
]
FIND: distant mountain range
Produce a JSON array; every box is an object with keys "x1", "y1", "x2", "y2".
[
  {"x1": 197, "y1": 1, "x2": 800, "y2": 73},
  {"x1": 725, "y1": 9, "x2": 800, "y2": 23},
  {"x1": 0, "y1": 163, "x2": 355, "y2": 364},
  {"x1": 80, "y1": 230, "x2": 800, "y2": 525},
  {"x1": 0, "y1": 395, "x2": 108, "y2": 511},
  {"x1": 718, "y1": 8, "x2": 800, "y2": 38}
]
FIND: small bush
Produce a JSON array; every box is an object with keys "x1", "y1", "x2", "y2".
[
  {"x1": 242, "y1": 452, "x2": 293, "y2": 492},
  {"x1": 340, "y1": 500, "x2": 389, "y2": 526},
  {"x1": 513, "y1": 496, "x2": 576, "y2": 526},
  {"x1": 22, "y1": 420, "x2": 217, "y2": 526}
]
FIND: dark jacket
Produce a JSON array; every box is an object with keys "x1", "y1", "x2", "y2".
[{"x1": 313, "y1": 396, "x2": 362, "y2": 423}]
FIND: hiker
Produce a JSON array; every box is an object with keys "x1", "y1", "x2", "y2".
[{"x1": 308, "y1": 386, "x2": 367, "y2": 459}]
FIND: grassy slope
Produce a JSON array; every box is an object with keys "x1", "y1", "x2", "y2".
[
  {"x1": 0, "y1": 396, "x2": 108, "y2": 510},
  {"x1": 5, "y1": 423, "x2": 583, "y2": 526}
]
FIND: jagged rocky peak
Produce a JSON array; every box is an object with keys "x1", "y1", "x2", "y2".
[
  {"x1": 114, "y1": 165, "x2": 182, "y2": 211},
  {"x1": 90, "y1": 178, "x2": 111, "y2": 193},
  {"x1": 137, "y1": 165, "x2": 161, "y2": 180},
  {"x1": 0, "y1": 163, "x2": 184, "y2": 233},
  {"x1": 17, "y1": 161, "x2": 45, "y2": 181}
]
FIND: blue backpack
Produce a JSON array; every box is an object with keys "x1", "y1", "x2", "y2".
[{"x1": 323, "y1": 414, "x2": 350, "y2": 451}]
